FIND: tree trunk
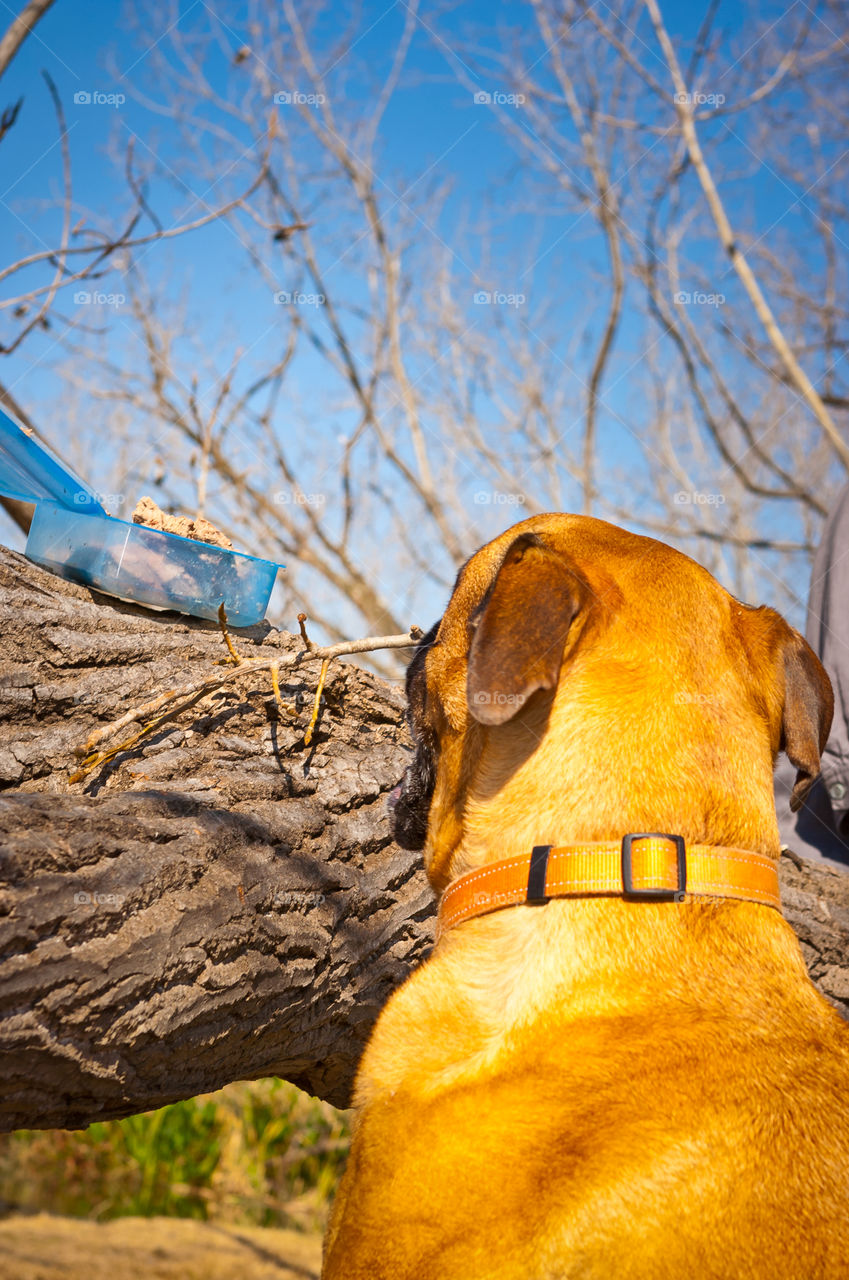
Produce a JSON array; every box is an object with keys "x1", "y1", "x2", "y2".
[{"x1": 0, "y1": 544, "x2": 847, "y2": 1132}]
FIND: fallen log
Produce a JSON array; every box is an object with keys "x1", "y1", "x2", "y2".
[{"x1": 0, "y1": 545, "x2": 434, "y2": 1127}]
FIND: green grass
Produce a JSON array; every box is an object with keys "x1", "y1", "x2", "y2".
[{"x1": 0, "y1": 1080, "x2": 349, "y2": 1230}]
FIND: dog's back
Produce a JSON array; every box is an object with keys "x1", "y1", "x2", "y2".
[{"x1": 325, "y1": 895, "x2": 849, "y2": 1279}]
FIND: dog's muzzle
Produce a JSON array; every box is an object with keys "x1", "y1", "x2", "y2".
[{"x1": 389, "y1": 747, "x2": 436, "y2": 850}]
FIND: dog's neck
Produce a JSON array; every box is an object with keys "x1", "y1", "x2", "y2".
[{"x1": 425, "y1": 687, "x2": 783, "y2": 890}]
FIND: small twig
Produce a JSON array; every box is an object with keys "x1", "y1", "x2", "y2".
[
  {"x1": 69, "y1": 625, "x2": 424, "y2": 783},
  {"x1": 297, "y1": 611, "x2": 316, "y2": 651},
  {"x1": 316, "y1": 625, "x2": 424, "y2": 659},
  {"x1": 124, "y1": 137, "x2": 162, "y2": 233},
  {"x1": 269, "y1": 661, "x2": 286, "y2": 713},
  {"x1": 218, "y1": 603, "x2": 243, "y2": 664},
  {"x1": 70, "y1": 710, "x2": 182, "y2": 783},
  {"x1": 304, "y1": 657, "x2": 330, "y2": 747},
  {"x1": 0, "y1": 97, "x2": 22, "y2": 145},
  {"x1": 77, "y1": 688, "x2": 178, "y2": 757}
]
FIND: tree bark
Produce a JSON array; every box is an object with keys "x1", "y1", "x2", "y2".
[
  {"x1": 0, "y1": 545, "x2": 434, "y2": 1128},
  {"x1": 0, "y1": 544, "x2": 847, "y2": 1132}
]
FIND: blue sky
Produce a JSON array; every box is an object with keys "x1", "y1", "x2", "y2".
[
  {"x1": 0, "y1": 0, "x2": 763, "y2": 399},
  {"x1": 0, "y1": 0, "x2": 844, "y2": 633}
]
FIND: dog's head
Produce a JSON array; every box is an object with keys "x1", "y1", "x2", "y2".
[{"x1": 390, "y1": 515, "x2": 833, "y2": 891}]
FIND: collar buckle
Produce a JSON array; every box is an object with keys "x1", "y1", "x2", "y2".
[{"x1": 621, "y1": 832, "x2": 687, "y2": 903}]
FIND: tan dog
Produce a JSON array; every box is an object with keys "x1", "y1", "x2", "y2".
[{"x1": 322, "y1": 514, "x2": 849, "y2": 1280}]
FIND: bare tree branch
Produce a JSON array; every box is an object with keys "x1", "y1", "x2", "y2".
[{"x1": 0, "y1": 0, "x2": 56, "y2": 81}]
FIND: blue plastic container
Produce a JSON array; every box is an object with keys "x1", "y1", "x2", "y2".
[{"x1": 0, "y1": 411, "x2": 283, "y2": 626}]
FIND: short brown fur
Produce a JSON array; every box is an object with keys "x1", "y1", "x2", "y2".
[{"x1": 322, "y1": 514, "x2": 849, "y2": 1280}]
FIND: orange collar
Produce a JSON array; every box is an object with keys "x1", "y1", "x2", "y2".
[{"x1": 438, "y1": 833, "x2": 781, "y2": 932}]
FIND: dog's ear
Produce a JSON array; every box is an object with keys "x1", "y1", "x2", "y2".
[
  {"x1": 467, "y1": 532, "x2": 589, "y2": 726},
  {"x1": 779, "y1": 625, "x2": 833, "y2": 812}
]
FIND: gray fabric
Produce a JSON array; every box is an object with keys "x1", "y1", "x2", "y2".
[
  {"x1": 775, "y1": 481, "x2": 849, "y2": 868},
  {"x1": 775, "y1": 756, "x2": 849, "y2": 868}
]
